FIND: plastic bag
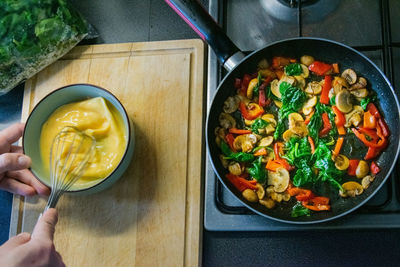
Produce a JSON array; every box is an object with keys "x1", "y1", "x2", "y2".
[{"x1": 0, "y1": 0, "x2": 89, "y2": 95}]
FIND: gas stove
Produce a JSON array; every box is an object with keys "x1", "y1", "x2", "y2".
[{"x1": 204, "y1": 0, "x2": 400, "y2": 230}]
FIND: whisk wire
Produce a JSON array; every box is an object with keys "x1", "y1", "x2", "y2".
[{"x1": 45, "y1": 126, "x2": 96, "y2": 210}]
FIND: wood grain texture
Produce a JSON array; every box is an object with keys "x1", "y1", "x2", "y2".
[{"x1": 10, "y1": 39, "x2": 205, "y2": 267}]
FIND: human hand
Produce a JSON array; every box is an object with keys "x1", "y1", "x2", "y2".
[
  {"x1": 0, "y1": 123, "x2": 49, "y2": 196},
  {"x1": 0, "y1": 208, "x2": 65, "y2": 267}
]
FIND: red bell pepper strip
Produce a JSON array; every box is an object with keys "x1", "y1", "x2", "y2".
[
  {"x1": 308, "y1": 136, "x2": 315, "y2": 154},
  {"x1": 295, "y1": 191, "x2": 315, "y2": 201},
  {"x1": 254, "y1": 147, "x2": 267, "y2": 157},
  {"x1": 308, "y1": 61, "x2": 333, "y2": 76},
  {"x1": 272, "y1": 142, "x2": 294, "y2": 171},
  {"x1": 265, "y1": 159, "x2": 284, "y2": 172},
  {"x1": 333, "y1": 137, "x2": 344, "y2": 156},
  {"x1": 320, "y1": 75, "x2": 332, "y2": 104},
  {"x1": 370, "y1": 161, "x2": 381, "y2": 175},
  {"x1": 239, "y1": 102, "x2": 264, "y2": 120},
  {"x1": 352, "y1": 128, "x2": 387, "y2": 148},
  {"x1": 287, "y1": 187, "x2": 311, "y2": 197},
  {"x1": 225, "y1": 133, "x2": 236, "y2": 152},
  {"x1": 357, "y1": 127, "x2": 379, "y2": 143},
  {"x1": 367, "y1": 103, "x2": 381, "y2": 119},
  {"x1": 258, "y1": 77, "x2": 273, "y2": 107},
  {"x1": 234, "y1": 78, "x2": 242, "y2": 89},
  {"x1": 258, "y1": 85, "x2": 267, "y2": 107},
  {"x1": 365, "y1": 146, "x2": 381, "y2": 160},
  {"x1": 348, "y1": 159, "x2": 360, "y2": 176},
  {"x1": 271, "y1": 56, "x2": 291, "y2": 70},
  {"x1": 363, "y1": 111, "x2": 377, "y2": 129},
  {"x1": 225, "y1": 173, "x2": 258, "y2": 192},
  {"x1": 378, "y1": 118, "x2": 390, "y2": 137},
  {"x1": 319, "y1": 113, "x2": 332, "y2": 137},
  {"x1": 304, "y1": 110, "x2": 315, "y2": 125},
  {"x1": 332, "y1": 106, "x2": 345, "y2": 126},
  {"x1": 332, "y1": 63, "x2": 340, "y2": 74},
  {"x1": 229, "y1": 128, "x2": 252, "y2": 135},
  {"x1": 240, "y1": 74, "x2": 252, "y2": 96}
]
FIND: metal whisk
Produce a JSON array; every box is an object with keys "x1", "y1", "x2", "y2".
[{"x1": 45, "y1": 126, "x2": 96, "y2": 210}]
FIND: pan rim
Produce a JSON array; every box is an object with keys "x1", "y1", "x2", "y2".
[{"x1": 206, "y1": 36, "x2": 400, "y2": 224}]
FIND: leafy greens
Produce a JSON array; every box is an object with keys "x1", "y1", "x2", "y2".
[
  {"x1": 220, "y1": 141, "x2": 255, "y2": 162},
  {"x1": 284, "y1": 63, "x2": 302, "y2": 76}
]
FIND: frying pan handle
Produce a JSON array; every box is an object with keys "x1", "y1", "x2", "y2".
[{"x1": 165, "y1": 0, "x2": 245, "y2": 71}]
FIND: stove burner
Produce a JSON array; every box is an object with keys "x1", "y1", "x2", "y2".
[
  {"x1": 261, "y1": 0, "x2": 340, "y2": 23},
  {"x1": 278, "y1": 0, "x2": 319, "y2": 8}
]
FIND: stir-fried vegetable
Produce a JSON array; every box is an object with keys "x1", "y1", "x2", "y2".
[{"x1": 216, "y1": 55, "x2": 390, "y2": 217}]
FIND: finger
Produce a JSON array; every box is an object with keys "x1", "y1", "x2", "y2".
[
  {"x1": 0, "y1": 232, "x2": 31, "y2": 250},
  {"x1": 0, "y1": 177, "x2": 36, "y2": 196},
  {"x1": 0, "y1": 123, "x2": 24, "y2": 153},
  {"x1": 32, "y1": 208, "x2": 58, "y2": 242},
  {"x1": 10, "y1": 145, "x2": 23, "y2": 153},
  {"x1": 8, "y1": 170, "x2": 50, "y2": 196},
  {"x1": 0, "y1": 153, "x2": 31, "y2": 173}
]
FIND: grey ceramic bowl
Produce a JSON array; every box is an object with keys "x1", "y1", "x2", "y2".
[{"x1": 23, "y1": 84, "x2": 135, "y2": 195}]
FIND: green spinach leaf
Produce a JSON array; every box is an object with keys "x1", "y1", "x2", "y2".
[
  {"x1": 360, "y1": 94, "x2": 378, "y2": 110},
  {"x1": 248, "y1": 157, "x2": 267, "y2": 184},
  {"x1": 284, "y1": 63, "x2": 302, "y2": 76},
  {"x1": 251, "y1": 118, "x2": 269, "y2": 133},
  {"x1": 291, "y1": 202, "x2": 311, "y2": 217}
]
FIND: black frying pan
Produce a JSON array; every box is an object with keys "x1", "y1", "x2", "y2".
[{"x1": 166, "y1": 0, "x2": 400, "y2": 223}]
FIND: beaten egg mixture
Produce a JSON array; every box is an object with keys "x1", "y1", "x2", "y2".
[{"x1": 40, "y1": 97, "x2": 127, "y2": 187}]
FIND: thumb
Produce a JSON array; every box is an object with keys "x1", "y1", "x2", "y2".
[
  {"x1": 32, "y1": 208, "x2": 58, "y2": 241},
  {"x1": 0, "y1": 232, "x2": 31, "y2": 250}
]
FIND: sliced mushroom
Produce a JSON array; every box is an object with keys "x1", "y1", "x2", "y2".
[
  {"x1": 333, "y1": 76, "x2": 349, "y2": 89},
  {"x1": 356, "y1": 160, "x2": 369, "y2": 179},
  {"x1": 258, "y1": 59, "x2": 269, "y2": 69},
  {"x1": 361, "y1": 175, "x2": 375, "y2": 189},
  {"x1": 265, "y1": 124, "x2": 276, "y2": 135},
  {"x1": 279, "y1": 75, "x2": 296, "y2": 86},
  {"x1": 270, "y1": 79, "x2": 281, "y2": 99},
  {"x1": 256, "y1": 184, "x2": 265, "y2": 199},
  {"x1": 267, "y1": 167, "x2": 290, "y2": 193},
  {"x1": 334, "y1": 154, "x2": 350, "y2": 170},
  {"x1": 341, "y1": 69, "x2": 357, "y2": 85},
  {"x1": 300, "y1": 55, "x2": 314, "y2": 66},
  {"x1": 282, "y1": 192, "x2": 291, "y2": 202},
  {"x1": 242, "y1": 189, "x2": 258, "y2": 202},
  {"x1": 247, "y1": 78, "x2": 258, "y2": 99},
  {"x1": 219, "y1": 154, "x2": 229, "y2": 168},
  {"x1": 261, "y1": 114, "x2": 277, "y2": 127},
  {"x1": 350, "y1": 77, "x2": 367, "y2": 90},
  {"x1": 274, "y1": 100, "x2": 283, "y2": 108},
  {"x1": 295, "y1": 75, "x2": 306, "y2": 89},
  {"x1": 233, "y1": 134, "x2": 258, "y2": 152},
  {"x1": 300, "y1": 64, "x2": 310, "y2": 78},
  {"x1": 350, "y1": 88, "x2": 368, "y2": 98},
  {"x1": 259, "y1": 136, "x2": 274, "y2": 147},
  {"x1": 328, "y1": 88, "x2": 335, "y2": 99},
  {"x1": 302, "y1": 96, "x2": 317, "y2": 115},
  {"x1": 244, "y1": 119, "x2": 255, "y2": 126},
  {"x1": 282, "y1": 129, "x2": 300, "y2": 142},
  {"x1": 219, "y1": 113, "x2": 237, "y2": 129},
  {"x1": 259, "y1": 68, "x2": 277, "y2": 79},
  {"x1": 270, "y1": 192, "x2": 283, "y2": 202},
  {"x1": 214, "y1": 127, "x2": 226, "y2": 140},
  {"x1": 344, "y1": 105, "x2": 364, "y2": 127},
  {"x1": 288, "y1": 112, "x2": 308, "y2": 136},
  {"x1": 259, "y1": 198, "x2": 276, "y2": 209},
  {"x1": 223, "y1": 96, "x2": 240, "y2": 113},
  {"x1": 340, "y1": 181, "x2": 364, "y2": 197},
  {"x1": 288, "y1": 113, "x2": 304, "y2": 128},
  {"x1": 335, "y1": 89, "x2": 353, "y2": 113},
  {"x1": 228, "y1": 162, "x2": 242, "y2": 176},
  {"x1": 305, "y1": 81, "x2": 322, "y2": 95}
]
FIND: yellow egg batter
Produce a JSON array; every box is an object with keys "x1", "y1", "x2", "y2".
[{"x1": 40, "y1": 97, "x2": 127, "y2": 187}]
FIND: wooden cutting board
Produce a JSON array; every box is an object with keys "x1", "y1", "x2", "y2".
[{"x1": 10, "y1": 39, "x2": 205, "y2": 267}]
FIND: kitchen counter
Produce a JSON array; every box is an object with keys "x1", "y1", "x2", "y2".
[{"x1": 1, "y1": 0, "x2": 400, "y2": 266}]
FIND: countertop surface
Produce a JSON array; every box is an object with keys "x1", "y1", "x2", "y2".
[{"x1": 1, "y1": 1, "x2": 400, "y2": 266}]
